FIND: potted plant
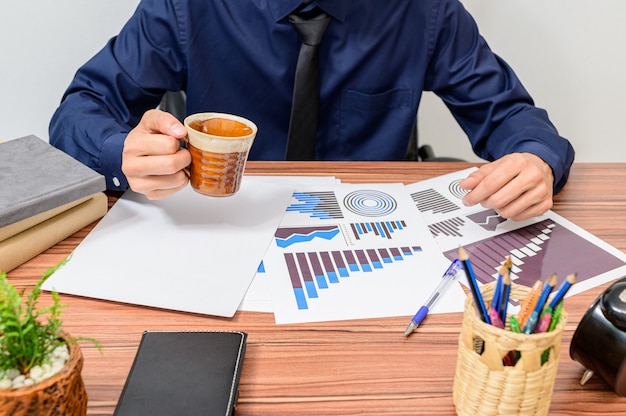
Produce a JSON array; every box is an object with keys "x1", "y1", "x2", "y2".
[{"x1": 0, "y1": 260, "x2": 98, "y2": 415}]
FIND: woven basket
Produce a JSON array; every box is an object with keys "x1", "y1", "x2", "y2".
[
  {"x1": 0, "y1": 337, "x2": 87, "y2": 416},
  {"x1": 453, "y1": 282, "x2": 567, "y2": 416}
]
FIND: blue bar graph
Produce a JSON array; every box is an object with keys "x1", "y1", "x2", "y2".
[
  {"x1": 287, "y1": 192, "x2": 344, "y2": 220},
  {"x1": 284, "y1": 245, "x2": 423, "y2": 309},
  {"x1": 349, "y1": 220, "x2": 407, "y2": 240}
]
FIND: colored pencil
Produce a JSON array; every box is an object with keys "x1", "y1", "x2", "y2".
[
  {"x1": 499, "y1": 258, "x2": 512, "y2": 322},
  {"x1": 534, "y1": 307, "x2": 553, "y2": 333},
  {"x1": 524, "y1": 274, "x2": 557, "y2": 334},
  {"x1": 458, "y1": 246, "x2": 490, "y2": 324},
  {"x1": 491, "y1": 262, "x2": 507, "y2": 314},
  {"x1": 488, "y1": 307, "x2": 504, "y2": 329},
  {"x1": 517, "y1": 279, "x2": 543, "y2": 328},
  {"x1": 549, "y1": 273, "x2": 577, "y2": 309}
]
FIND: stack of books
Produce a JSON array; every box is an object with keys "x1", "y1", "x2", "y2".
[{"x1": 0, "y1": 135, "x2": 107, "y2": 272}]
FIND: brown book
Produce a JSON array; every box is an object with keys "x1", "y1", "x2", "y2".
[
  {"x1": 0, "y1": 192, "x2": 107, "y2": 273},
  {"x1": 0, "y1": 194, "x2": 95, "y2": 242}
]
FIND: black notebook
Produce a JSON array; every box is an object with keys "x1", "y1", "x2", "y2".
[{"x1": 114, "y1": 331, "x2": 247, "y2": 416}]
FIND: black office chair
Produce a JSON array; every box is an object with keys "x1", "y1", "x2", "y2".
[
  {"x1": 159, "y1": 91, "x2": 187, "y2": 122},
  {"x1": 159, "y1": 91, "x2": 464, "y2": 162},
  {"x1": 405, "y1": 119, "x2": 466, "y2": 162}
]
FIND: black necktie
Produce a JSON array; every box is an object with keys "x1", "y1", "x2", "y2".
[{"x1": 285, "y1": 7, "x2": 331, "y2": 160}]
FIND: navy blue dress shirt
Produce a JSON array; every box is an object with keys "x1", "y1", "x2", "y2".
[{"x1": 49, "y1": 0, "x2": 574, "y2": 192}]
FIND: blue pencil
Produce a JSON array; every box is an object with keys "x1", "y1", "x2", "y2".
[
  {"x1": 500, "y1": 259, "x2": 512, "y2": 323},
  {"x1": 548, "y1": 273, "x2": 577, "y2": 309},
  {"x1": 458, "y1": 246, "x2": 490, "y2": 324},
  {"x1": 490, "y1": 264, "x2": 504, "y2": 314},
  {"x1": 523, "y1": 274, "x2": 557, "y2": 334}
]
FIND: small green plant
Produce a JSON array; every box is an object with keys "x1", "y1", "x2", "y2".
[{"x1": 0, "y1": 259, "x2": 98, "y2": 375}]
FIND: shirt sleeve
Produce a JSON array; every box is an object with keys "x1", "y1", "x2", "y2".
[
  {"x1": 49, "y1": 0, "x2": 187, "y2": 191},
  {"x1": 424, "y1": 0, "x2": 575, "y2": 193}
]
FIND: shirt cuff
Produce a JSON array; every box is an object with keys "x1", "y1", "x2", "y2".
[
  {"x1": 511, "y1": 141, "x2": 572, "y2": 194},
  {"x1": 100, "y1": 132, "x2": 129, "y2": 191}
]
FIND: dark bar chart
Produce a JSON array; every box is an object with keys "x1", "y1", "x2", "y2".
[
  {"x1": 443, "y1": 219, "x2": 626, "y2": 288},
  {"x1": 349, "y1": 220, "x2": 407, "y2": 240},
  {"x1": 284, "y1": 246, "x2": 423, "y2": 309},
  {"x1": 411, "y1": 188, "x2": 460, "y2": 214}
]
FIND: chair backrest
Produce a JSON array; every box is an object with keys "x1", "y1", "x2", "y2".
[
  {"x1": 158, "y1": 91, "x2": 186, "y2": 122},
  {"x1": 406, "y1": 118, "x2": 465, "y2": 162}
]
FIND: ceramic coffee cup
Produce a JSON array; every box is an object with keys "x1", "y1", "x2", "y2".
[{"x1": 183, "y1": 112, "x2": 257, "y2": 197}]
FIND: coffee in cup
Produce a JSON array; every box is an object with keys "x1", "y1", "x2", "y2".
[{"x1": 184, "y1": 113, "x2": 257, "y2": 197}]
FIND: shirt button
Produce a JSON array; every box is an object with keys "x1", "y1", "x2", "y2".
[{"x1": 112, "y1": 177, "x2": 121, "y2": 187}]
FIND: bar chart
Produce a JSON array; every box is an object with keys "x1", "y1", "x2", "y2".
[
  {"x1": 269, "y1": 181, "x2": 466, "y2": 323},
  {"x1": 349, "y1": 220, "x2": 407, "y2": 240},
  {"x1": 411, "y1": 188, "x2": 461, "y2": 214},
  {"x1": 287, "y1": 191, "x2": 344, "y2": 219},
  {"x1": 285, "y1": 246, "x2": 423, "y2": 309},
  {"x1": 443, "y1": 218, "x2": 626, "y2": 288}
]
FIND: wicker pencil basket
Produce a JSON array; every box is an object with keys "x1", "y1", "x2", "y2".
[
  {"x1": 453, "y1": 282, "x2": 567, "y2": 416},
  {"x1": 0, "y1": 338, "x2": 87, "y2": 416}
]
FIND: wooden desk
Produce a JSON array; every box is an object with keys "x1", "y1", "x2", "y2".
[{"x1": 8, "y1": 162, "x2": 626, "y2": 415}]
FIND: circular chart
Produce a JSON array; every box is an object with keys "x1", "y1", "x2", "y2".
[
  {"x1": 448, "y1": 178, "x2": 470, "y2": 200},
  {"x1": 343, "y1": 190, "x2": 397, "y2": 217}
]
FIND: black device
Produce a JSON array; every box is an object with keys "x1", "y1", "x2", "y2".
[
  {"x1": 570, "y1": 277, "x2": 626, "y2": 396},
  {"x1": 114, "y1": 330, "x2": 247, "y2": 416}
]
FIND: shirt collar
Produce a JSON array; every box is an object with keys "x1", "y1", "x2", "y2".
[{"x1": 269, "y1": 0, "x2": 351, "y2": 22}]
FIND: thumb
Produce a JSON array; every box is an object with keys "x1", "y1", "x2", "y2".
[{"x1": 140, "y1": 109, "x2": 187, "y2": 138}]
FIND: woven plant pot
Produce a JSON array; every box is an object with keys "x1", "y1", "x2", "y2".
[
  {"x1": 0, "y1": 337, "x2": 87, "y2": 416},
  {"x1": 453, "y1": 282, "x2": 567, "y2": 416}
]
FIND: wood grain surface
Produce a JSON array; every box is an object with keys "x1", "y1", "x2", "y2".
[{"x1": 7, "y1": 162, "x2": 626, "y2": 415}]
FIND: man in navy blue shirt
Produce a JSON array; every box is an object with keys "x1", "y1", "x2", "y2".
[{"x1": 49, "y1": 0, "x2": 574, "y2": 221}]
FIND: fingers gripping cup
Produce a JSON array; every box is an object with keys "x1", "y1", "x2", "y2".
[{"x1": 184, "y1": 113, "x2": 257, "y2": 197}]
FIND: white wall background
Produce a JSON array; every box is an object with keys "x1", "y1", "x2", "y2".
[
  {"x1": 420, "y1": 0, "x2": 626, "y2": 162},
  {"x1": 1, "y1": 1, "x2": 625, "y2": 162},
  {"x1": 0, "y1": 1, "x2": 140, "y2": 141}
]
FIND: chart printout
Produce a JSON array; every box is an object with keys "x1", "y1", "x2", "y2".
[
  {"x1": 264, "y1": 183, "x2": 466, "y2": 324},
  {"x1": 406, "y1": 168, "x2": 626, "y2": 306}
]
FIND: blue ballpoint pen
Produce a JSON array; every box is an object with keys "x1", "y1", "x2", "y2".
[{"x1": 404, "y1": 259, "x2": 463, "y2": 336}]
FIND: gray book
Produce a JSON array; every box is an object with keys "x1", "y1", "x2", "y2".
[{"x1": 0, "y1": 135, "x2": 106, "y2": 227}]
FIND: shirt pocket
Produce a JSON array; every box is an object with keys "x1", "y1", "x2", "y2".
[{"x1": 334, "y1": 88, "x2": 415, "y2": 159}]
